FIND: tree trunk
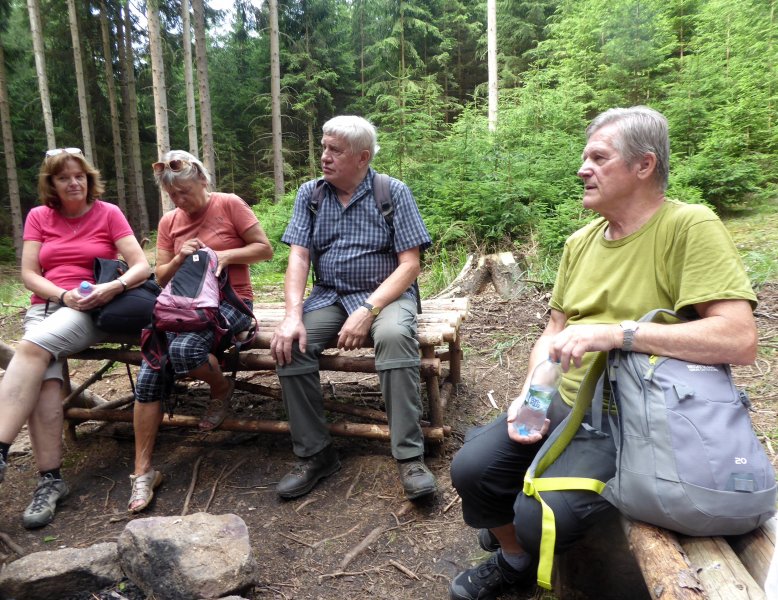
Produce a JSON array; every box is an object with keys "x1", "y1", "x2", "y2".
[
  {"x1": 0, "y1": 44, "x2": 23, "y2": 264},
  {"x1": 487, "y1": 0, "x2": 498, "y2": 132},
  {"x1": 118, "y1": 5, "x2": 149, "y2": 236},
  {"x1": 269, "y1": 0, "x2": 284, "y2": 201},
  {"x1": 181, "y1": 0, "x2": 199, "y2": 156},
  {"x1": 146, "y1": 0, "x2": 172, "y2": 215},
  {"x1": 66, "y1": 0, "x2": 95, "y2": 165},
  {"x1": 99, "y1": 0, "x2": 127, "y2": 215},
  {"x1": 192, "y1": 0, "x2": 216, "y2": 185},
  {"x1": 26, "y1": 0, "x2": 55, "y2": 149}
]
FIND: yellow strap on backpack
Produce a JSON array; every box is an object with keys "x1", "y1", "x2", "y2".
[{"x1": 521, "y1": 351, "x2": 608, "y2": 589}]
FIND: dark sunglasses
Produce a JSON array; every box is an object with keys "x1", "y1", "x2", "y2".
[
  {"x1": 152, "y1": 159, "x2": 194, "y2": 174},
  {"x1": 45, "y1": 147, "x2": 82, "y2": 158}
]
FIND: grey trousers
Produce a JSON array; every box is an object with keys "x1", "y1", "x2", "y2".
[{"x1": 277, "y1": 297, "x2": 424, "y2": 460}]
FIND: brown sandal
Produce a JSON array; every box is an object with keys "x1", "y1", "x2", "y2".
[{"x1": 199, "y1": 377, "x2": 234, "y2": 431}]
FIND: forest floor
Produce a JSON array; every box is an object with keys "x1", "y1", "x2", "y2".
[{"x1": 0, "y1": 281, "x2": 776, "y2": 600}]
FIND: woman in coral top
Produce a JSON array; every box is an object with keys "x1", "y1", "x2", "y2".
[{"x1": 128, "y1": 150, "x2": 272, "y2": 513}]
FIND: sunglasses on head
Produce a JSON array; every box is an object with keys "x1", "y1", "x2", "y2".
[
  {"x1": 45, "y1": 148, "x2": 82, "y2": 158},
  {"x1": 152, "y1": 159, "x2": 193, "y2": 174}
]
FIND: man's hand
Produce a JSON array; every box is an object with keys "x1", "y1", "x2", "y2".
[
  {"x1": 271, "y1": 315, "x2": 307, "y2": 366},
  {"x1": 548, "y1": 324, "x2": 621, "y2": 371},
  {"x1": 336, "y1": 308, "x2": 373, "y2": 350},
  {"x1": 506, "y1": 395, "x2": 549, "y2": 444}
]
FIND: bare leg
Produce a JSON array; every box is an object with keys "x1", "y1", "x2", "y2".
[
  {"x1": 492, "y1": 523, "x2": 529, "y2": 556},
  {"x1": 132, "y1": 401, "x2": 163, "y2": 476},
  {"x1": 187, "y1": 354, "x2": 230, "y2": 398},
  {"x1": 0, "y1": 341, "x2": 52, "y2": 445},
  {"x1": 27, "y1": 379, "x2": 64, "y2": 472}
]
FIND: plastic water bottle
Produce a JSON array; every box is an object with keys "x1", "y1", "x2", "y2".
[
  {"x1": 78, "y1": 281, "x2": 94, "y2": 297},
  {"x1": 514, "y1": 358, "x2": 562, "y2": 436}
]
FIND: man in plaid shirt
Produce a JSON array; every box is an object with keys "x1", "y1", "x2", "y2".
[{"x1": 271, "y1": 115, "x2": 436, "y2": 500}]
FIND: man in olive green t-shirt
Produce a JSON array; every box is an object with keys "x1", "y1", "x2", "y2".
[{"x1": 449, "y1": 106, "x2": 758, "y2": 600}]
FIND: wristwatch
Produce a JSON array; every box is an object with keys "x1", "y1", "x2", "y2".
[
  {"x1": 361, "y1": 301, "x2": 381, "y2": 317},
  {"x1": 620, "y1": 320, "x2": 639, "y2": 352}
]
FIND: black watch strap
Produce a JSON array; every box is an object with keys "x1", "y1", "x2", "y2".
[{"x1": 361, "y1": 301, "x2": 381, "y2": 317}]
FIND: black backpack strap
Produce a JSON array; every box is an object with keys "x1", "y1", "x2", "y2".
[
  {"x1": 218, "y1": 272, "x2": 258, "y2": 378},
  {"x1": 308, "y1": 178, "x2": 327, "y2": 285},
  {"x1": 372, "y1": 172, "x2": 394, "y2": 235},
  {"x1": 372, "y1": 172, "x2": 422, "y2": 314}
]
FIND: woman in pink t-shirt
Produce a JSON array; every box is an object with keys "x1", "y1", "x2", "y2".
[
  {"x1": 128, "y1": 150, "x2": 273, "y2": 513},
  {"x1": 0, "y1": 149, "x2": 149, "y2": 529}
]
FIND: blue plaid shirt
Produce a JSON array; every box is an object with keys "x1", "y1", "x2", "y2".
[{"x1": 281, "y1": 168, "x2": 432, "y2": 314}]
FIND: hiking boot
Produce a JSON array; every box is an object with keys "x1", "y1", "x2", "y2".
[
  {"x1": 398, "y1": 457, "x2": 437, "y2": 500},
  {"x1": 478, "y1": 528, "x2": 500, "y2": 552},
  {"x1": 0, "y1": 454, "x2": 6, "y2": 484},
  {"x1": 22, "y1": 473, "x2": 70, "y2": 529},
  {"x1": 449, "y1": 552, "x2": 535, "y2": 600},
  {"x1": 277, "y1": 445, "x2": 341, "y2": 499}
]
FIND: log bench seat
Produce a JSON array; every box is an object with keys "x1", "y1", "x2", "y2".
[
  {"x1": 62, "y1": 297, "x2": 470, "y2": 445},
  {"x1": 556, "y1": 511, "x2": 777, "y2": 599}
]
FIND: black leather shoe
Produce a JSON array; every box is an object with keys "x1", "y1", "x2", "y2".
[
  {"x1": 398, "y1": 457, "x2": 437, "y2": 499},
  {"x1": 277, "y1": 445, "x2": 341, "y2": 499}
]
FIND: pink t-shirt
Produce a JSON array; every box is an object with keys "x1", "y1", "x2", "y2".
[
  {"x1": 23, "y1": 200, "x2": 134, "y2": 305},
  {"x1": 157, "y1": 193, "x2": 259, "y2": 300}
]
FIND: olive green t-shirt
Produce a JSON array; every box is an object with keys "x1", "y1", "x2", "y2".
[{"x1": 550, "y1": 199, "x2": 757, "y2": 406}]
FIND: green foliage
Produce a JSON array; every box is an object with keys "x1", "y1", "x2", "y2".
[
  {"x1": 0, "y1": 0, "x2": 776, "y2": 290},
  {"x1": 251, "y1": 190, "x2": 296, "y2": 277}
]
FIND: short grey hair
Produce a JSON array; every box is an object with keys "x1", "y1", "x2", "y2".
[
  {"x1": 322, "y1": 115, "x2": 380, "y2": 160},
  {"x1": 587, "y1": 106, "x2": 669, "y2": 191},
  {"x1": 153, "y1": 150, "x2": 211, "y2": 190}
]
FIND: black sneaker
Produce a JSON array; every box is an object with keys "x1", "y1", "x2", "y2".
[
  {"x1": 0, "y1": 454, "x2": 6, "y2": 484},
  {"x1": 398, "y1": 458, "x2": 437, "y2": 500},
  {"x1": 477, "y1": 528, "x2": 500, "y2": 552},
  {"x1": 277, "y1": 445, "x2": 341, "y2": 499},
  {"x1": 449, "y1": 552, "x2": 535, "y2": 600}
]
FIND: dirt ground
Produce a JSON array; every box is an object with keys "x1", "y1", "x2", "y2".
[{"x1": 0, "y1": 283, "x2": 776, "y2": 600}]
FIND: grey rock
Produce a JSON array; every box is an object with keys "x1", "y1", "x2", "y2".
[
  {"x1": 117, "y1": 512, "x2": 257, "y2": 600},
  {"x1": 0, "y1": 542, "x2": 121, "y2": 600}
]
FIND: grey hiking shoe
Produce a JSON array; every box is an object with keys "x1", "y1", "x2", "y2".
[
  {"x1": 398, "y1": 457, "x2": 437, "y2": 500},
  {"x1": 22, "y1": 473, "x2": 70, "y2": 529}
]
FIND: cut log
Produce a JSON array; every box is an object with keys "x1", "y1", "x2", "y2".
[
  {"x1": 490, "y1": 251, "x2": 526, "y2": 300},
  {"x1": 680, "y1": 535, "x2": 766, "y2": 600},
  {"x1": 63, "y1": 407, "x2": 450, "y2": 441},
  {"x1": 434, "y1": 254, "x2": 491, "y2": 299},
  {"x1": 727, "y1": 516, "x2": 777, "y2": 589},
  {"x1": 621, "y1": 518, "x2": 706, "y2": 599}
]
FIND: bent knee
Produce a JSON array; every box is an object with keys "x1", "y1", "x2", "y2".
[{"x1": 451, "y1": 446, "x2": 490, "y2": 494}]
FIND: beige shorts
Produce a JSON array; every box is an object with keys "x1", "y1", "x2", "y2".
[{"x1": 23, "y1": 303, "x2": 108, "y2": 382}]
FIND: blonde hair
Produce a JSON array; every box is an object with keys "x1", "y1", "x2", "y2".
[{"x1": 153, "y1": 150, "x2": 212, "y2": 191}]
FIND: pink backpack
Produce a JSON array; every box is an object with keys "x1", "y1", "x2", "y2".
[{"x1": 140, "y1": 247, "x2": 255, "y2": 401}]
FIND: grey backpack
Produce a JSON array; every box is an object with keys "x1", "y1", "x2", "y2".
[
  {"x1": 603, "y1": 309, "x2": 776, "y2": 534},
  {"x1": 523, "y1": 309, "x2": 777, "y2": 589}
]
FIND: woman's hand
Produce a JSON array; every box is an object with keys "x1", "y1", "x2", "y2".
[{"x1": 68, "y1": 280, "x2": 124, "y2": 311}]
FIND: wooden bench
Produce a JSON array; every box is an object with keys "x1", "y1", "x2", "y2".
[
  {"x1": 555, "y1": 512, "x2": 776, "y2": 599},
  {"x1": 61, "y1": 297, "x2": 470, "y2": 446}
]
